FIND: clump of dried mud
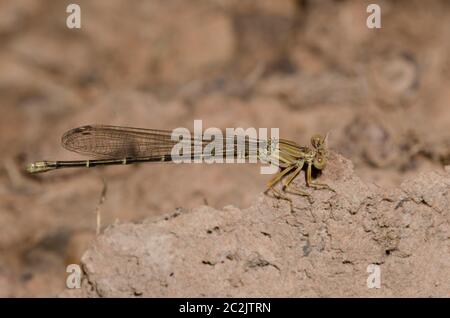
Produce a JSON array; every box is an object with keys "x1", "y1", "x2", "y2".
[{"x1": 62, "y1": 153, "x2": 450, "y2": 297}]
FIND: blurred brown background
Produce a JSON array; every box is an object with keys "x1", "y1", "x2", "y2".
[{"x1": 0, "y1": 0, "x2": 449, "y2": 296}]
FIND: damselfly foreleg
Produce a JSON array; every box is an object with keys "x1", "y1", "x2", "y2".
[{"x1": 305, "y1": 162, "x2": 334, "y2": 192}]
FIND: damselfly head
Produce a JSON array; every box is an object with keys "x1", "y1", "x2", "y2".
[{"x1": 310, "y1": 134, "x2": 328, "y2": 170}]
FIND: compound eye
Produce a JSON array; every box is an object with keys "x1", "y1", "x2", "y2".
[{"x1": 314, "y1": 156, "x2": 326, "y2": 169}]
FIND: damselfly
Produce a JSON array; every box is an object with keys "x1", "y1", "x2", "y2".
[{"x1": 26, "y1": 125, "x2": 331, "y2": 202}]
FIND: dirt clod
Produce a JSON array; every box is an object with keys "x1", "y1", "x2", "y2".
[{"x1": 62, "y1": 153, "x2": 450, "y2": 297}]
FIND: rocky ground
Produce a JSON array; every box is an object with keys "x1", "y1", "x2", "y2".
[{"x1": 62, "y1": 153, "x2": 450, "y2": 297}]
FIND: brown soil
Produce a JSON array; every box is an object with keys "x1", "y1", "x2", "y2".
[
  {"x1": 0, "y1": 0, "x2": 449, "y2": 297},
  {"x1": 62, "y1": 153, "x2": 450, "y2": 297}
]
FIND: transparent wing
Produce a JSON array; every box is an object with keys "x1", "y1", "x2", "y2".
[{"x1": 61, "y1": 125, "x2": 270, "y2": 159}]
